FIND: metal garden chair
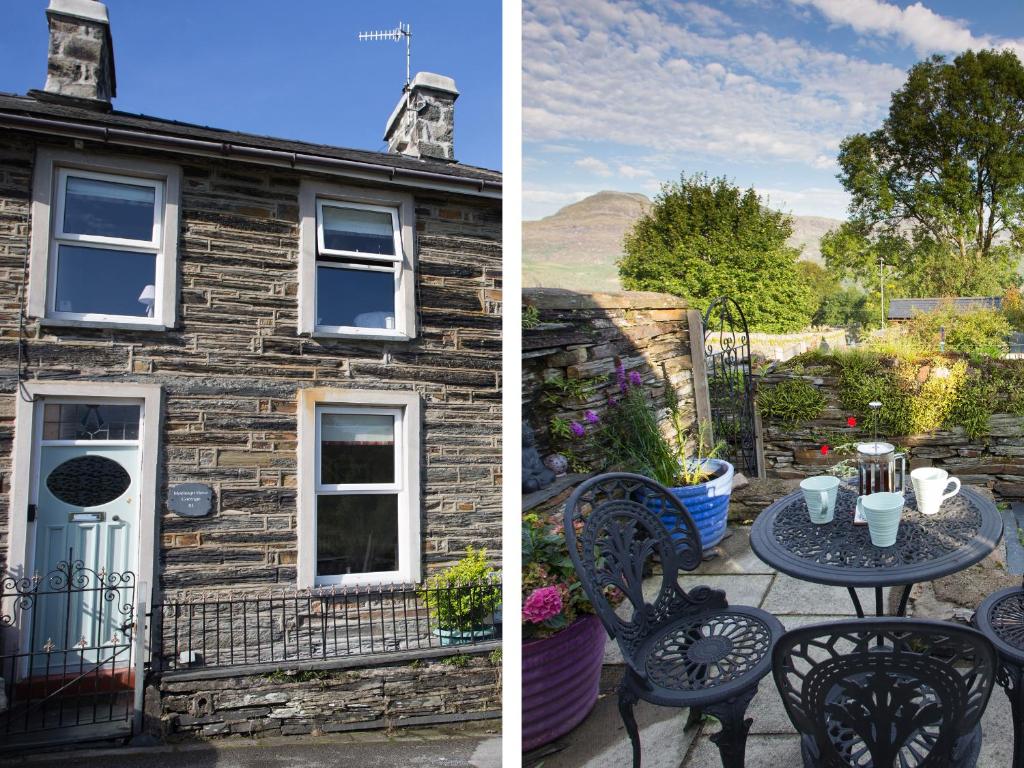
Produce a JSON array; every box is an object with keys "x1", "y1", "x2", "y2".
[
  {"x1": 564, "y1": 472, "x2": 784, "y2": 768},
  {"x1": 772, "y1": 618, "x2": 997, "y2": 767},
  {"x1": 974, "y1": 584, "x2": 1024, "y2": 768}
]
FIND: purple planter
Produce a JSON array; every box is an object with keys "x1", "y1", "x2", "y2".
[{"x1": 522, "y1": 614, "x2": 605, "y2": 752}]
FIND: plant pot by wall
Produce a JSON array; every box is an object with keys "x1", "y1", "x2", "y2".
[
  {"x1": 645, "y1": 459, "x2": 735, "y2": 552},
  {"x1": 522, "y1": 614, "x2": 605, "y2": 752},
  {"x1": 434, "y1": 626, "x2": 497, "y2": 646}
]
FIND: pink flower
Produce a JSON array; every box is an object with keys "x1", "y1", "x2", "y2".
[
  {"x1": 821, "y1": 445, "x2": 829, "y2": 455},
  {"x1": 523, "y1": 586, "x2": 563, "y2": 623},
  {"x1": 847, "y1": 417, "x2": 857, "y2": 427},
  {"x1": 570, "y1": 421, "x2": 586, "y2": 438}
]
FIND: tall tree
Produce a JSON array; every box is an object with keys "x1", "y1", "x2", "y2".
[
  {"x1": 828, "y1": 49, "x2": 1024, "y2": 296},
  {"x1": 619, "y1": 173, "x2": 815, "y2": 332}
]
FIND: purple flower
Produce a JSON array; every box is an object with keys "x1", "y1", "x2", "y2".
[
  {"x1": 570, "y1": 421, "x2": 586, "y2": 438},
  {"x1": 615, "y1": 360, "x2": 628, "y2": 392},
  {"x1": 584, "y1": 410, "x2": 600, "y2": 424},
  {"x1": 522, "y1": 586, "x2": 563, "y2": 623},
  {"x1": 628, "y1": 371, "x2": 642, "y2": 387},
  {"x1": 608, "y1": 396, "x2": 619, "y2": 408}
]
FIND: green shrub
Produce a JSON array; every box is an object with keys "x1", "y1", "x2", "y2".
[
  {"x1": 756, "y1": 379, "x2": 827, "y2": 426},
  {"x1": 905, "y1": 304, "x2": 1010, "y2": 358},
  {"x1": 419, "y1": 548, "x2": 500, "y2": 631}
]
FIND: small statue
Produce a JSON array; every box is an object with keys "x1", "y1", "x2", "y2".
[{"x1": 522, "y1": 421, "x2": 556, "y2": 493}]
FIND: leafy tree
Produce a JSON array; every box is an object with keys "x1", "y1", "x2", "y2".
[
  {"x1": 828, "y1": 49, "x2": 1024, "y2": 296},
  {"x1": 619, "y1": 173, "x2": 816, "y2": 332},
  {"x1": 814, "y1": 287, "x2": 877, "y2": 329}
]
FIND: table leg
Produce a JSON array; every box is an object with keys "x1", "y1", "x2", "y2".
[
  {"x1": 875, "y1": 587, "x2": 883, "y2": 617},
  {"x1": 896, "y1": 584, "x2": 913, "y2": 616},
  {"x1": 999, "y1": 663, "x2": 1024, "y2": 768},
  {"x1": 847, "y1": 587, "x2": 864, "y2": 618}
]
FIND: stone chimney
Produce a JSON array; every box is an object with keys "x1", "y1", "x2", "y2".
[
  {"x1": 39, "y1": 0, "x2": 116, "y2": 107},
  {"x1": 384, "y1": 72, "x2": 458, "y2": 161}
]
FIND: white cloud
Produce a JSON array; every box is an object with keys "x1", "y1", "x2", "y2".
[
  {"x1": 575, "y1": 156, "x2": 613, "y2": 176},
  {"x1": 756, "y1": 186, "x2": 851, "y2": 219},
  {"x1": 523, "y1": 0, "x2": 907, "y2": 172},
  {"x1": 790, "y1": 0, "x2": 1024, "y2": 57},
  {"x1": 617, "y1": 164, "x2": 655, "y2": 179}
]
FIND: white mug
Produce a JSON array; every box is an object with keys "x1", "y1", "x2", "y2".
[{"x1": 910, "y1": 467, "x2": 961, "y2": 515}]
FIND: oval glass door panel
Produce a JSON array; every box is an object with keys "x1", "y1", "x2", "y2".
[{"x1": 46, "y1": 455, "x2": 131, "y2": 507}]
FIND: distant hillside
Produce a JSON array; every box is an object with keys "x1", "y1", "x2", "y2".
[{"x1": 522, "y1": 191, "x2": 843, "y2": 291}]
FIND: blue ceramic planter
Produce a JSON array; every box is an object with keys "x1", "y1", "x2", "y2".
[{"x1": 645, "y1": 459, "x2": 734, "y2": 552}]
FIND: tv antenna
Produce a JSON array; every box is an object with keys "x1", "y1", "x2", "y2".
[{"x1": 358, "y1": 22, "x2": 412, "y2": 87}]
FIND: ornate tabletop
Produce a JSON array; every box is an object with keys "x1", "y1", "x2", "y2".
[{"x1": 750, "y1": 483, "x2": 1003, "y2": 588}]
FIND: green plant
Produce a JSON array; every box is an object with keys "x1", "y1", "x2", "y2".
[
  {"x1": 756, "y1": 379, "x2": 827, "y2": 426},
  {"x1": 488, "y1": 648, "x2": 502, "y2": 666},
  {"x1": 418, "y1": 547, "x2": 500, "y2": 632},
  {"x1": 668, "y1": 408, "x2": 725, "y2": 486},
  {"x1": 262, "y1": 669, "x2": 332, "y2": 685},
  {"x1": 904, "y1": 304, "x2": 1010, "y2": 359},
  {"x1": 522, "y1": 304, "x2": 541, "y2": 329},
  {"x1": 442, "y1": 654, "x2": 471, "y2": 668},
  {"x1": 619, "y1": 172, "x2": 816, "y2": 332},
  {"x1": 541, "y1": 375, "x2": 604, "y2": 406}
]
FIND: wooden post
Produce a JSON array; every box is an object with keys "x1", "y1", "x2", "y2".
[{"x1": 686, "y1": 309, "x2": 713, "y2": 430}]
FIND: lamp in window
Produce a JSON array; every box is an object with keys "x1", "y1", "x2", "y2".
[{"x1": 138, "y1": 284, "x2": 156, "y2": 318}]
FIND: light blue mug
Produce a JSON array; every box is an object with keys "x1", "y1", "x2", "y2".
[
  {"x1": 800, "y1": 476, "x2": 840, "y2": 524},
  {"x1": 857, "y1": 492, "x2": 905, "y2": 547}
]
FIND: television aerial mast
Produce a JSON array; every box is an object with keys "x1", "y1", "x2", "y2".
[{"x1": 358, "y1": 22, "x2": 412, "y2": 87}]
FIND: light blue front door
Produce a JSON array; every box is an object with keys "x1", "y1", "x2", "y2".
[{"x1": 32, "y1": 443, "x2": 139, "y2": 666}]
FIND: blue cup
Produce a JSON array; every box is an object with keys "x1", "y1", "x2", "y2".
[{"x1": 799, "y1": 476, "x2": 840, "y2": 524}]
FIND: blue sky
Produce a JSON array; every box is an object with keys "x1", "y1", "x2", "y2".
[
  {"x1": 523, "y1": 0, "x2": 1024, "y2": 220},
  {"x1": 0, "y1": 1, "x2": 501, "y2": 171}
]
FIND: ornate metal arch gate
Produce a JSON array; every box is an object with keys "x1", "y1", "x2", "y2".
[{"x1": 702, "y1": 296, "x2": 759, "y2": 476}]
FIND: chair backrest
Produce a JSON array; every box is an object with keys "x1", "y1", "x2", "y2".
[
  {"x1": 563, "y1": 472, "x2": 722, "y2": 674},
  {"x1": 772, "y1": 619, "x2": 997, "y2": 768}
]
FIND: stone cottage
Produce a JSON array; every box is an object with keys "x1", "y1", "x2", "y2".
[{"x1": 0, "y1": 0, "x2": 501, "y2": 743}]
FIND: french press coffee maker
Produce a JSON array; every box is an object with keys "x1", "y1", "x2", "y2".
[{"x1": 855, "y1": 401, "x2": 907, "y2": 495}]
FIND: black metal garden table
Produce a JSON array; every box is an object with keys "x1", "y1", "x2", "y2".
[{"x1": 750, "y1": 482, "x2": 1003, "y2": 617}]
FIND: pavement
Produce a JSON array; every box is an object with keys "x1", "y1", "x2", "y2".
[
  {"x1": 0, "y1": 723, "x2": 502, "y2": 768},
  {"x1": 526, "y1": 526, "x2": 1016, "y2": 768}
]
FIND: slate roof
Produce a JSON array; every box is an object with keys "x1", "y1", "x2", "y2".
[
  {"x1": 887, "y1": 297, "x2": 1002, "y2": 319},
  {"x1": 0, "y1": 92, "x2": 501, "y2": 185}
]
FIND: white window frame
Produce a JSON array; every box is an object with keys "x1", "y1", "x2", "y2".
[
  {"x1": 297, "y1": 388, "x2": 421, "y2": 588},
  {"x1": 298, "y1": 180, "x2": 416, "y2": 341},
  {"x1": 29, "y1": 148, "x2": 182, "y2": 331}
]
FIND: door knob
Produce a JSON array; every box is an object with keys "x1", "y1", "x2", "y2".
[{"x1": 112, "y1": 515, "x2": 121, "y2": 522}]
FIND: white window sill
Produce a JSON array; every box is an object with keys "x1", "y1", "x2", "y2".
[
  {"x1": 311, "y1": 328, "x2": 410, "y2": 342},
  {"x1": 40, "y1": 316, "x2": 168, "y2": 332}
]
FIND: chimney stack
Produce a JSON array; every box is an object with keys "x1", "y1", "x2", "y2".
[
  {"x1": 39, "y1": 0, "x2": 116, "y2": 107},
  {"x1": 384, "y1": 72, "x2": 458, "y2": 161}
]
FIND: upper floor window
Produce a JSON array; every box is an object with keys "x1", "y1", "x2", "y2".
[
  {"x1": 29, "y1": 149, "x2": 181, "y2": 330},
  {"x1": 299, "y1": 181, "x2": 416, "y2": 340}
]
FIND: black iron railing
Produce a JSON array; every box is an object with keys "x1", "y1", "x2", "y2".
[{"x1": 150, "y1": 579, "x2": 502, "y2": 671}]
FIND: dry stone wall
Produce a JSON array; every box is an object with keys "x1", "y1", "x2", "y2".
[
  {"x1": 521, "y1": 289, "x2": 700, "y2": 507},
  {"x1": 0, "y1": 131, "x2": 502, "y2": 592},
  {"x1": 758, "y1": 367, "x2": 1024, "y2": 501}
]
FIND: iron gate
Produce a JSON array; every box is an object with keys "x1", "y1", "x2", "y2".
[
  {"x1": 703, "y1": 296, "x2": 759, "y2": 476},
  {"x1": 0, "y1": 559, "x2": 138, "y2": 741}
]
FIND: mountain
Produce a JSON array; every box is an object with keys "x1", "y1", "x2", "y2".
[{"x1": 522, "y1": 191, "x2": 843, "y2": 291}]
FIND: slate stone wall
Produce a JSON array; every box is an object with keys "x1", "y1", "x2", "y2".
[
  {"x1": 0, "y1": 131, "x2": 502, "y2": 592},
  {"x1": 758, "y1": 367, "x2": 1024, "y2": 501},
  {"x1": 156, "y1": 647, "x2": 501, "y2": 740},
  {"x1": 521, "y1": 288, "x2": 699, "y2": 496}
]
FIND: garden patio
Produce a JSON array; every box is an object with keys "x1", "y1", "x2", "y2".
[{"x1": 525, "y1": 518, "x2": 1022, "y2": 768}]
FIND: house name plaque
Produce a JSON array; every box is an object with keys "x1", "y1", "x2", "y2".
[{"x1": 167, "y1": 483, "x2": 213, "y2": 517}]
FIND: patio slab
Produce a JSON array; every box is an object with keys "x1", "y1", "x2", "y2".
[
  {"x1": 761, "y1": 572, "x2": 891, "y2": 615},
  {"x1": 526, "y1": 692, "x2": 697, "y2": 768},
  {"x1": 684, "y1": 734, "x2": 802, "y2": 767},
  {"x1": 698, "y1": 528, "x2": 777, "y2": 576}
]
